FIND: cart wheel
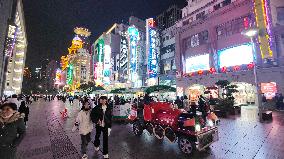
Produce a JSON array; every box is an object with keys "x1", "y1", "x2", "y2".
[
  {"x1": 133, "y1": 121, "x2": 143, "y2": 136},
  {"x1": 178, "y1": 136, "x2": 195, "y2": 155}
]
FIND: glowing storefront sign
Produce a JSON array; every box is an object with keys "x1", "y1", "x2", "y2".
[
  {"x1": 146, "y1": 18, "x2": 159, "y2": 84},
  {"x1": 218, "y1": 43, "x2": 254, "y2": 68},
  {"x1": 185, "y1": 54, "x2": 209, "y2": 73},
  {"x1": 128, "y1": 26, "x2": 139, "y2": 82},
  {"x1": 261, "y1": 82, "x2": 277, "y2": 99}
]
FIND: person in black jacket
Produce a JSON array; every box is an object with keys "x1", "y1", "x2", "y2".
[
  {"x1": 90, "y1": 96, "x2": 112, "y2": 159},
  {"x1": 18, "y1": 101, "x2": 29, "y2": 126},
  {"x1": 0, "y1": 103, "x2": 26, "y2": 159}
]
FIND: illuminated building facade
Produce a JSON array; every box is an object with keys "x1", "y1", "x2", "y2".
[
  {"x1": 61, "y1": 27, "x2": 91, "y2": 91},
  {"x1": 3, "y1": 0, "x2": 27, "y2": 96},
  {"x1": 91, "y1": 17, "x2": 147, "y2": 88},
  {"x1": 175, "y1": 0, "x2": 284, "y2": 103}
]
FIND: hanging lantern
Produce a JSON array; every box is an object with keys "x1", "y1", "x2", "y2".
[
  {"x1": 247, "y1": 62, "x2": 254, "y2": 69},
  {"x1": 197, "y1": 70, "x2": 203, "y2": 75},
  {"x1": 209, "y1": 68, "x2": 216, "y2": 74},
  {"x1": 221, "y1": 66, "x2": 227, "y2": 73},
  {"x1": 233, "y1": 65, "x2": 240, "y2": 71}
]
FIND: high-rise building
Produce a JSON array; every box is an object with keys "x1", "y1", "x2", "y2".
[
  {"x1": 0, "y1": 0, "x2": 18, "y2": 96},
  {"x1": 3, "y1": 0, "x2": 27, "y2": 96},
  {"x1": 156, "y1": 5, "x2": 182, "y2": 30}
]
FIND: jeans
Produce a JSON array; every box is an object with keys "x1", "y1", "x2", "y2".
[
  {"x1": 81, "y1": 133, "x2": 91, "y2": 154},
  {"x1": 93, "y1": 126, "x2": 108, "y2": 155}
]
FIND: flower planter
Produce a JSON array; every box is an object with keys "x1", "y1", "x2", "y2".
[
  {"x1": 214, "y1": 109, "x2": 229, "y2": 118},
  {"x1": 229, "y1": 106, "x2": 241, "y2": 115}
]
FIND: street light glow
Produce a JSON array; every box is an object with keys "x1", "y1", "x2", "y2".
[{"x1": 242, "y1": 29, "x2": 258, "y2": 37}]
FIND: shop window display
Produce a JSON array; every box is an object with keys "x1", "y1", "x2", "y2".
[
  {"x1": 187, "y1": 85, "x2": 206, "y2": 102},
  {"x1": 231, "y1": 82, "x2": 255, "y2": 106}
]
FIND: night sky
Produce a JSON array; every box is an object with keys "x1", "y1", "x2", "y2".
[{"x1": 23, "y1": 0, "x2": 186, "y2": 70}]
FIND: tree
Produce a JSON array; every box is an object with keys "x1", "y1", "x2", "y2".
[{"x1": 215, "y1": 80, "x2": 238, "y2": 111}]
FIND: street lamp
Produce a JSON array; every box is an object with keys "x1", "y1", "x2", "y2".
[{"x1": 242, "y1": 28, "x2": 263, "y2": 122}]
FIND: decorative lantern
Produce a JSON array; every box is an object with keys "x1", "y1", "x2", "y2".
[
  {"x1": 209, "y1": 68, "x2": 216, "y2": 74},
  {"x1": 221, "y1": 66, "x2": 227, "y2": 73},
  {"x1": 197, "y1": 70, "x2": 203, "y2": 75},
  {"x1": 247, "y1": 62, "x2": 254, "y2": 69},
  {"x1": 233, "y1": 65, "x2": 240, "y2": 71}
]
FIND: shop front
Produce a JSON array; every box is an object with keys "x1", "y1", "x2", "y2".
[{"x1": 231, "y1": 82, "x2": 256, "y2": 106}]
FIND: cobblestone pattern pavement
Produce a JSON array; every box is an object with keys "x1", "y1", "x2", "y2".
[{"x1": 16, "y1": 100, "x2": 284, "y2": 159}]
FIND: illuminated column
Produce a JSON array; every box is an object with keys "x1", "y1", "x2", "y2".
[
  {"x1": 253, "y1": 0, "x2": 274, "y2": 59},
  {"x1": 127, "y1": 26, "x2": 140, "y2": 86},
  {"x1": 146, "y1": 18, "x2": 160, "y2": 86}
]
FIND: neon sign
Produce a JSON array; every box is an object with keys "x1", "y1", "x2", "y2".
[
  {"x1": 103, "y1": 45, "x2": 111, "y2": 85},
  {"x1": 146, "y1": 18, "x2": 159, "y2": 79},
  {"x1": 67, "y1": 64, "x2": 73, "y2": 85},
  {"x1": 128, "y1": 26, "x2": 139, "y2": 82},
  {"x1": 55, "y1": 69, "x2": 62, "y2": 85},
  {"x1": 119, "y1": 32, "x2": 128, "y2": 78}
]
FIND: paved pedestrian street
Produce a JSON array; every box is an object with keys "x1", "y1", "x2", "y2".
[{"x1": 16, "y1": 99, "x2": 284, "y2": 159}]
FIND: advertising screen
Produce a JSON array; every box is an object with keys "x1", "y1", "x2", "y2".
[
  {"x1": 218, "y1": 43, "x2": 254, "y2": 68},
  {"x1": 185, "y1": 54, "x2": 209, "y2": 73}
]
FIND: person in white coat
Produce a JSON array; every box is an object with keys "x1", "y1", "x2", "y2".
[{"x1": 72, "y1": 101, "x2": 93, "y2": 159}]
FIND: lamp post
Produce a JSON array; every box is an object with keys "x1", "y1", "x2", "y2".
[{"x1": 242, "y1": 28, "x2": 263, "y2": 122}]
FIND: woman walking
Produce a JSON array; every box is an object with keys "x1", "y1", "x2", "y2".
[
  {"x1": 91, "y1": 96, "x2": 112, "y2": 159},
  {"x1": 0, "y1": 103, "x2": 26, "y2": 159},
  {"x1": 18, "y1": 101, "x2": 29, "y2": 126},
  {"x1": 72, "y1": 101, "x2": 93, "y2": 159}
]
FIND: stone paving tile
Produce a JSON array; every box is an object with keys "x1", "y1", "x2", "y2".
[{"x1": 16, "y1": 99, "x2": 284, "y2": 159}]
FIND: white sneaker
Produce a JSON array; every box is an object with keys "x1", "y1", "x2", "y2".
[
  {"x1": 82, "y1": 154, "x2": 88, "y2": 159},
  {"x1": 103, "y1": 154, "x2": 109, "y2": 158},
  {"x1": 95, "y1": 147, "x2": 99, "y2": 152}
]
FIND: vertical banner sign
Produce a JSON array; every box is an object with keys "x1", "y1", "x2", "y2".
[
  {"x1": 95, "y1": 39, "x2": 104, "y2": 84},
  {"x1": 119, "y1": 32, "x2": 128, "y2": 79},
  {"x1": 67, "y1": 64, "x2": 73, "y2": 85},
  {"x1": 103, "y1": 45, "x2": 111, "y2": 85},
  {"x1": 146, "y1": 18, "x2": 159, "y2": 81},
  {"x1": 127, "y1": 26, "x2": 140, "y2": 82},
  {"x1": 55, "y1": 69, "x2": 62, "y2": 85},
  {"x1": 253, "y1": 0, "x2": 273, "y2": 59}
]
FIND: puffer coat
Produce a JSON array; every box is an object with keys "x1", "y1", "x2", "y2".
[{"x1": 0, "y1": 112, "x2": 26, "y2": 159}]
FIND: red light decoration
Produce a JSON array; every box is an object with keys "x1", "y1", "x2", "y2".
[
  {"x1": 233, "y1": 65, "x2": 240, "y2": 71},
  {"x1": 209, "y1": 68, "x2": 216, "y2": 74},
  {"x1": 247, "y1": 62, "x2": 254, "y2": 69},
  {"x1": 243, "y1": 17, "x2": 249, "y2": 29},
  {"x1": 197, "y1": 70, "x2": 203, "y2": 75},
  {"x1": 147, "y1": 19, "x2": 155, "y2": 27},
  {"x1": 221, "y1": 66, "x2": 227, "y2": 73}
]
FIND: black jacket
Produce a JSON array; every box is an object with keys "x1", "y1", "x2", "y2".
[
  {"x1": 0, "y1": 112, "x2": 26, "y2": 148},
  {"x1": 91, "y1": 105, "x2": 112, "y2": 128}
]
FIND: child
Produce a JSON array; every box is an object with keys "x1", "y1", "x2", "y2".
[{"x1": 72, "y1": 101, "x2": 93, "y2": 159}]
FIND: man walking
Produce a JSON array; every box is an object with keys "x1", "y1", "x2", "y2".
[{"x1": 91, "y1": 96, "x2": 112, "y2": 159}]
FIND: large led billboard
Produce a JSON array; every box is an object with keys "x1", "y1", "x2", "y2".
[
  {"x1": 218, "y1": 43, "x2": 254, "y2": 68},
  {"x1": 185, "y1": 54, "x2": 210, "y2": 73}
]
